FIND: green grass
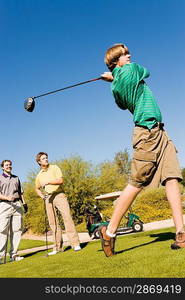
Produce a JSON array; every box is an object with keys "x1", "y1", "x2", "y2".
[
  {"x1": 1, "y1": 227, "x2": 185, "y2": 278},
  {"x1": 5, "y1": 238, "x2": 53, "y2": 252}
]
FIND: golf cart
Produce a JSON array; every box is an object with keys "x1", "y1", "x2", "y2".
[
  {"x1": 86, "y1": 191, "x2": 143, "y2": 239},
  {"x1": 85, "y1": 205, "x2": 109, "y2": 239}
]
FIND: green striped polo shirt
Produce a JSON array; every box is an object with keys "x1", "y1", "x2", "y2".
[{"x1": 111, "y1": 63, "x2": 162, "y2": 129}]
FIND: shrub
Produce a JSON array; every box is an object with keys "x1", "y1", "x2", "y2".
[{"x1": 132, "y1": 186, "x2": 185, "y2": 223}]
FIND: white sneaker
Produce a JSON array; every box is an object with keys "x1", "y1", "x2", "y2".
[
  {"x1": 47, "y1": 250, "x2": 58, "y2": 256},
  {"x1": 73, "y1": 245, "x2": 81, "y2": 251},
  {"x1": 10, "y1": 256, "x2": 24, "y2": 262}
]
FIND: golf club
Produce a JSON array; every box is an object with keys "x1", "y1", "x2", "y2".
[
  {"x1": 24, "y1": 77, "x2": 102, "y2": 112},
  {"x1": 43, "y1": 194, "x2": 49, "y2": 257}
]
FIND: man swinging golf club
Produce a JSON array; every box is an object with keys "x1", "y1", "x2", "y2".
[
  {"x1": 35, "y1": 152, "x2": 81, "y2": 255},
  {"x1": 98, "y1": 43, "x2": 184, "y2": 257},
  {"x1": 0, "y1": 160, "x2": 28, "y2": 264}
]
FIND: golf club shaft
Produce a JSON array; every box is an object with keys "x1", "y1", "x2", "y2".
[
  {"x1": 4, "y1": 223, "x2": 10, "y2": 264},
  {"x1": 33, "y1": 77, "x2": 102, "y2": 99},
  {"x1": 43, "y1": 196, "x2": 49, "y2": 254}
]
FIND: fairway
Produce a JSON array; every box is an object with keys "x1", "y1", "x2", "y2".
[{"x1": 1, "y1": 227, "x2": 185, "y2": 278}]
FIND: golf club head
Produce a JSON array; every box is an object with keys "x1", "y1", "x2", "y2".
[{"x1": 24, "y1": 97, "x2": 35, "y2": 112}]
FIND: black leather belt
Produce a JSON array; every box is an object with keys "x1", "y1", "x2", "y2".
[
  {"x1": 46, "y1": 191, "x2": 64, "y2": 196},
  {"x1": 135, "y1": 122, "x2": 164, "y2": 130},
  {"x1": 0, "y1": 199, "x2": 20, "y2": 203}
]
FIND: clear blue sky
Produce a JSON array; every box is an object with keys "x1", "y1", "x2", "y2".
[{"x1": 1, "y1": 0, "x2": 185, "y2": 182}]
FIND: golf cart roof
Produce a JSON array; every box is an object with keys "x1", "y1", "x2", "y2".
[{"x1": 95, "y1": 191, "x2": 122, "y2": 201}]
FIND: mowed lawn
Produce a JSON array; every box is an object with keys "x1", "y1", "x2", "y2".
[{"x1": 0, "y1": 227, "x2": 185, "y2": 278}]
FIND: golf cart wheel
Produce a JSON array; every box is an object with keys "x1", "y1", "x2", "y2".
[
  {"x1": 132, "y1": 221, "x2": 143, "y2": 232},
  {"x1": 93, "y1": 228, "x2": 100, "y2": 239}
]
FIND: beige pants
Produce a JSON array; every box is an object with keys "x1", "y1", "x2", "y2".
[
  {"x1": 45, "y1": 193, "x2": 80, "y2": 251},
  {"x1": 0, "y1": 201, "x2": 23, "y2": 258},
  {"x1": 130, "y1": 124, "x2": 182, "y2": 188}
]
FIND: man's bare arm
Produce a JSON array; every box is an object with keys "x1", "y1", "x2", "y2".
[{"x1": 41, "y1": 177, "x2": 64, "y2": 188}]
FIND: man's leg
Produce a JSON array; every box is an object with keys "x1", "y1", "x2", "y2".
[
  {"x1": 99, "y1": 184, "x2": 141, "y2": 257},
  {"x1": 53, "y1": 207, "x2": 63, "y2": 251},
  {"x1": 0, "y1": 203, "x2": 11, "y2": 262},
  {"x1": 0, "y1": 219, "x2": 10, "y2": 261},
  {"x1": 45, "y1": 197, "x2": 62, "y2": 253},
  {"x1": 9, "y1": 203, "x2": 23, "y2": 260},
  {"x1": 165, "y1": 178, "x2": 184, "y2": 233},
  {"x1": 54, "y1": 193, "x2": 80, "y2": 249},
  {"x1": 165, "y1": 178, "x2": 185, "y2": 249},
  {"x1": 107, "y1": 184, "x2": 142, "y2": 234}
]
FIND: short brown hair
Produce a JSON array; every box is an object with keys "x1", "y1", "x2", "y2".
[
  {"x1": 1, "y1": 160, "x2": 12, "y2": 168},
  {"x1": 36, "y1": 152, "x2": 48, "y2": 165},
  {"x1": 104, "y1": 43, "x2": 129, "y2": 71}
]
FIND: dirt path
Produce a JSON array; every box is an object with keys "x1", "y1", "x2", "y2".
[{"x1": 18, "y1": 232, "x2": 92, "y2": 255}]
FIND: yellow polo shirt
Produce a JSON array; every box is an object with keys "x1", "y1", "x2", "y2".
[{"x1": 35, "y1": 164, "x2": 63, "y2": 194}]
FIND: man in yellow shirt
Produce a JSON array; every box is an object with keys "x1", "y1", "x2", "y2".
[{"x1": 35, "y1": 152, "x2": 81, "y2": 255}]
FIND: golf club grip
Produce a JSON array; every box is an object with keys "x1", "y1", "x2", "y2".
[{"x1": 34, "y1": 77, "x2": 102, "y2": 99}]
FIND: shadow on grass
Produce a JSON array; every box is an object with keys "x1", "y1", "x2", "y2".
[
  {"x1": 22, "y1": 242, "x2": 89, "y2": 258},
  {"x1": 115, "y1": 231, "x2": 175, "y2": 255},
  {"x1": 98, "y1": 232, "x2": 175, "y2": 255},
  {"x1": 62, "y1": 242, "x2": 88, "y2": 252}
]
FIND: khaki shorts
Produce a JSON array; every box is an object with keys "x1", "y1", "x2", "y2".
[{"x1": 129, "y1": 124, "x2": 182, "y2": 188}]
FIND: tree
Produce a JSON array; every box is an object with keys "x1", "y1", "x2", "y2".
[
  {"x1": 23, "y1": 180, "x2": 49, "y2": 234},
  {"x1": 181, "y1": 168, "x2": 185, "y2": 187},
  {"x1": 114, "y1": 149, "x2": 131, "y2": 176},
  {"x1": 57, "y1": 156, "x2": 98, "y2": 224},
  {"x1": 95, "y1": 160, "x2": 128, "y2": 211}
]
